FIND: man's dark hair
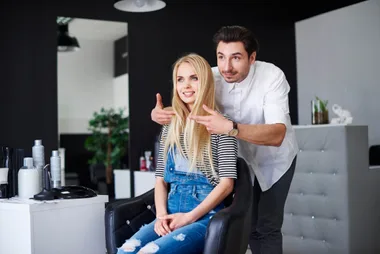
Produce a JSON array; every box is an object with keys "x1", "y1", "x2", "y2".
[{"x1": 213, "y1": 25, "x2": 259, "y2": 57}]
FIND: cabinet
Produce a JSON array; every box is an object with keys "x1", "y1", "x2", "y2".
[
  {"x1": 0, "y1": 195, "x2": 108, "y2": 254},
  {"x1": 114, "y1": 35, "x2": 128, "y2": 77}
]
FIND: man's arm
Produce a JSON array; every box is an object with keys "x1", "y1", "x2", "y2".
[
  {"x1": 190, "y1": 70, "x2": 290, "y2": 147},
  {"x1": 190, "y1": 105, "x2": 287, "y2": 147},
  {"x1": 235, "y1": 123, "x2": 286, "y2": 147}
]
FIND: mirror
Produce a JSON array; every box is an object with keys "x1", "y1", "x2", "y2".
[{"x1": 57, "y1": 17, "x2": 129, "y2": 199}]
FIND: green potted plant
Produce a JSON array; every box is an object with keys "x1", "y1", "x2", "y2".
[
  {"x1": 84, "y1": 107, "x2": 129, "y2": 193},
  {"x1": 312, "y1": 96, "x2": 329, "y2": 124}
]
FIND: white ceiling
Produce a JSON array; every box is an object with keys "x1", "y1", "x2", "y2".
[{"x1": 68, "y1": 18, "x2": 128, "y2": 41}]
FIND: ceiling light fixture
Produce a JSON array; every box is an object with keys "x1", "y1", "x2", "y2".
[
  {"x1": 57, "y1": 23, "x2": 80, "y2": 52},
  {"x1": 114, "y1": 0, "x2": 166, "y2": 12},
  {"x1": 56, "y1": 16, "x2": 72, "y2": 25}
]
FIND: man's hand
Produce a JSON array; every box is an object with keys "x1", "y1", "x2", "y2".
[
  {"x1": 151, "y1": 93, "x2": 175, "y2": 125},
  {"x1": 154, "y1": 217, "x2": 172, "y2": 236},
  {"x1": 189, "y1": 105, "x2": 233, "y2": 134},
  {"x1": 158, "y1": 213, "x2": 194, "y2": 231}
]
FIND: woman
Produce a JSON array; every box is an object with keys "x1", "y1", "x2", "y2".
[{"x1": 118, "y1": 53, "x2": 237, "y2": 254}]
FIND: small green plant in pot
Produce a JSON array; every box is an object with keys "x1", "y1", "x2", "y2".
[
  {"x1": 84, "y1": 108, "x2": 129, "y2": 188},
  {"x1": 312, "y1": 96, "x2": 329, "y2": 124}
]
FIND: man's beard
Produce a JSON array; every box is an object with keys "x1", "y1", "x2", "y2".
[
  {"x1": 222, "y1": 72, "x2": 240, "y2": 83},
  {"x1": 221, "y1": 70, "x2": 238, "y2": 80}
]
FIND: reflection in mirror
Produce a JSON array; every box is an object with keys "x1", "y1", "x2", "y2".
[
  {"x1": 57, "y1": 17, "x2": 80, "y2": 52},
  {"x1": 57, "y1": 17, "x2": 129, "y2": 199}
]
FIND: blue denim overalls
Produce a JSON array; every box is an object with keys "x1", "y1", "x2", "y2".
[{"x1": 117, "y1": 148, "x2": 224, "y2": 254}]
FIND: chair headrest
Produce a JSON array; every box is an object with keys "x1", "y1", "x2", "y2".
[{"x1": 232, "y1": 157, "x2": 253, "y2": 203}]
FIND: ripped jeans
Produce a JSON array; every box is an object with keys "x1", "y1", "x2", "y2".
[{"x1": 117, "y1": 150, "x2": 224, "y2": 254}]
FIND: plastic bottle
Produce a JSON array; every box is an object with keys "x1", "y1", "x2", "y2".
[
  {"x1": 50, "y1": 150, "x2": 61, "y2": 188},
  {"x1": 0, "y1": 167, "x2": 9, "y2": 199},
  {"x1": 18, "y1": 157, "x2": 40, "y2": 199},
  {"x1": 2, "y1": 147, "x2": 14, "y2": 197},
  {"x1": 148, "y1": 156, "x2": 155, "y2": 171},
  {"x1": 32, "y1": 140, "x2": 45, "y2": 168},
  {"x1": 32, "y1": 140, "x2": 44, "y2": 189},
  {"x1": 140, "y1": 155, "x2": 147, "y2": 171},
  {"x1": 145, "y1": 151, "x2": 152, "y2": 169}
]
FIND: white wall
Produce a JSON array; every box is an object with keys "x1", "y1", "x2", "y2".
[
  {"x1": 296, "y1": 0, "x2": 380, "y2": 146},
  {"x1": 58, "y1": 38, "x2": 129, "y2": 134},
  {"x1": 113, "y1": 73, "x2": 129, "y2": 115}
]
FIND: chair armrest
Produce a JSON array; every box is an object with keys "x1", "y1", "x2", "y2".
[
  {"x1": 203, "y1": 157, "x2": 253, "y2": 254},
  {"x1": 105, "y1": 189, "x2": 156, "y2": 254},
  {"x1": 203, "y1": 202, "x2": 252, "y2": 254}
]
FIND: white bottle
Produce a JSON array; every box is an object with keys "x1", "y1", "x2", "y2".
[
  {"x1": 50, "y1": 150, "x2": 61, "y2": 188},
  {"x1": 32, "y1": 139, "x2": 44, "y2": 189},
  {"x1": 18, "y1": 157, "x2": 41, "y2": 199},
  {"x1": 59, "y1": 148, "x2": 65, "y2": 186},
  {"x1": 145, "y1": 151, "x2": 152, "y2": 169}
]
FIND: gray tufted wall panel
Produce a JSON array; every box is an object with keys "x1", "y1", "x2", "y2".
[{"x1": 283, "y1": 125, "x2": 380, "y2": 254}]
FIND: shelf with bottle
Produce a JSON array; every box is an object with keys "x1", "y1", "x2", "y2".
[
  {"x1": 0, "y1": 139, "x2": 65, "y2": 201},
  {"x1": 139, "y1": 150, "x2": 156, "y2": 172}
]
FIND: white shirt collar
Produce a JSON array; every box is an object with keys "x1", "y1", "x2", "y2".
[{"x1": 228, "y1": 62, "x2": 256, "y2": 93}]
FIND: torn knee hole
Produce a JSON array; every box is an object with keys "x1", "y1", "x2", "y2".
[
  {"x1": 139, "y1": 242, "x2": 159, "y2": 253},
  {"x1": 121, "y1": 239, "x2": 141, "y2": 252},
  {"x1": 173, "y1": 233, "x2": 186, "y2": 241}
]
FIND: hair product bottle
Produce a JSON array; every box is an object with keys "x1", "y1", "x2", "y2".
[
  {"x1": 0, "y1": 167, "x2": 9, "y2": 199},
  {"x1": 32, "y1": 140, "x2": 45, "y2": 189},
  {"x1": 3, "y1": 147, "x2": 14, "y2": 198},
  {"x1": 50, "y1": 150, "x2": 61, "y2": 188},
  {"x1": 140, "y1": 155, "x2": 147, "y2": 171},
  {"x1": 18, "y1": 157, "x2": 40, "y2": 199}
]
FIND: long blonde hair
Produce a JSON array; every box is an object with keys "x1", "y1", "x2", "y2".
[{"x1": 163, "y1": 53, "x2": 216, "y2": 174}]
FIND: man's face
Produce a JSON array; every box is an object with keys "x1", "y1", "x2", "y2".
[{"x1": 216, "y1": 41, "x2": 256, "y2": 83}]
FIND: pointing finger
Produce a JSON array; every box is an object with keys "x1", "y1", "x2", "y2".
[
  {"x1": 156, "y1": 93, "x2": 163, "y2": 108},
  {"x1": 203, "y1": 104, "x2": 217, "y2": 115}
]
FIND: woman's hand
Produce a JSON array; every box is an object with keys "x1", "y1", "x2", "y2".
[
  {"x1": 154, "y1": 217, "x2": 172, "y2": 236},
  {"x1": 159, "y1": 213, "x2": 194, "y2": 231}
]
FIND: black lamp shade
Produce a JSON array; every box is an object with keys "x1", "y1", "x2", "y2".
[{"x1": 57, "y1": 24, "x2": 80, "y2": 52}]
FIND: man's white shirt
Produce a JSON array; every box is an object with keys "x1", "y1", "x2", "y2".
[{"x1": 212, "y1": 61, "x2": 298, "y2": 191}]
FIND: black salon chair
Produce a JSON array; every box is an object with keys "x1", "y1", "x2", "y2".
[{"x1": 105, "y1": 157, "x2": 253, "y2": 254}]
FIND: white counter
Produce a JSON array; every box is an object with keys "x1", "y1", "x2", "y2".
[
  {"x1": 114, "y1": 169, "x2": 155, "y2": 199},
  {"x1": 0, "y1": 195, "x2": 108, "y2": 254}
]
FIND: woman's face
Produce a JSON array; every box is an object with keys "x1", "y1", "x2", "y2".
[{"x1": 176, "y1": 62, "x2": 199, "y2": 110}]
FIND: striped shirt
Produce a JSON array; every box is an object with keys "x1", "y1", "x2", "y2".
[{"x1": 155, "y1": 123, "x2": 238, "y2": 186}]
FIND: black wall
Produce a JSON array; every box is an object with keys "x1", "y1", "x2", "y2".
[
  {"x1": 0, "y1": 1, "x2": 298, "y2": 196},
  {"x1": 126, "y1": 4, "x2": 299, "y2": 175}
]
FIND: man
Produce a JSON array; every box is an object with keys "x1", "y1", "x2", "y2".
[{"x1": 151, "y1": 25, "x2": 298, "y2": 254}]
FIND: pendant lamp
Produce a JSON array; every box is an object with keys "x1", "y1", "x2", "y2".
[
  {"x1": 114, "y1": 0, "x2": 166, "y2": 12},
  {"x1": 57, "y1": 24, "x2": 80, "y2": 52}
]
